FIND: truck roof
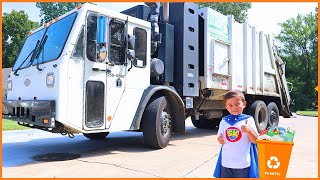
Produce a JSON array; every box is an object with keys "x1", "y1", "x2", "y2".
[{"x1": 29, "y1": 3, "x2": 151, "y2": 35}]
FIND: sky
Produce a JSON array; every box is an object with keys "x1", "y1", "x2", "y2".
[{"x1": 2, "y1": 2, "x2": 318, "y2": 36}]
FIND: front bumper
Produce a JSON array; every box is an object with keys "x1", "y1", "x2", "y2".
[{"x1": 2, "y1": 100, "x2": 55, "y2": 128}]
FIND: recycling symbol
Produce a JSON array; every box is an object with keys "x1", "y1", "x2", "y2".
[{"x1": 267, "y1": 156, "x2": 280, "y2": 169}]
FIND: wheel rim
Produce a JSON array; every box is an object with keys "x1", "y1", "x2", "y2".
[
  {"x1": 269, "y1": 110, "x2": 278, "y2": 125},
  {"x1": 161, "y1": 111, "x2": 171, "y2": 136}
]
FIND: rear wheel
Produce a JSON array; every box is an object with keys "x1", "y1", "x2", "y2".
[
  {"x1": 248, "y1": 100, "x2": 269, "y2": 132},
  {"x1": 191, "y1": 115, "x2": 220, "y2": 129},
  {"x1": 267, "y1": 102, "x2": 279, "y2": 127},
  {"x1": 142, "y1": 96, "x2": 172, "y2": 149},
  {"x1": 83, "y1": 132, "x2": 109, "y2": 140}
]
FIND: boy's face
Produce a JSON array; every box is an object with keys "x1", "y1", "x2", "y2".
[{"x1": 225, "y1": 96, "x2": 246, "y2": 115}]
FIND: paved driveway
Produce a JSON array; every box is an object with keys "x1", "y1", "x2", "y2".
[{"x1": 2, "y1": 115, "x2": 318, "y2": 178}]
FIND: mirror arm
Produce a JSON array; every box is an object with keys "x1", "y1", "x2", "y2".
[{"x1": 128, "y1": 59, "x2": 134, "y2": 72}]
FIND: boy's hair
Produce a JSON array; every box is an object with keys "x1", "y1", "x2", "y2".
[{"x1": 223, "y1": 90, "x2": 245, "y2": 104}]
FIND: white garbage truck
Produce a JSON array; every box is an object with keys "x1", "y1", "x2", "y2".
[{"x1": 3, "y1": 2, "x2": 292, "y2": 148}]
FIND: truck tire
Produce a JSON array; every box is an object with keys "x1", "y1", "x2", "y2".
[
  {"x1": 191, "y1": 116, "x2": 201, "y2": 128},
  {"x1": 142, "y1": 96, "x2": 172, "y2": 149},
  {"x1": 83, "y1": 132, "x2": 109, "y2": 140},
  {"x1": 191, "y1": 116, "x2": 219, "y2": 129},
  {"x1": 248, "y1": 101, "x2": 269, "y2": 132},
  {"x1": 267, "y1": 102, "x2": 279, "y2": 127}
]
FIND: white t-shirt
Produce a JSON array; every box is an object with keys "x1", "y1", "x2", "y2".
[{"x1": 217, "y1": 116, "x2": 258, "y2": 169}]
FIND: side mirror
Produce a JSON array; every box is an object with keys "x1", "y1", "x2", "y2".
[
  {"x1": 127, "y1": 34, "x2": 136, "y2": 50},
  {"x1": 97, "y1": 43, "x2": 107, "y2": 62},
  {"x1": 127, "y1": 49, "x2": 135, "y2": 60}
]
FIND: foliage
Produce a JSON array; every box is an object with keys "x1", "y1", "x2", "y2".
[
  {"x1": 276, "y1": 8, "x2": 318, "y2": 111},
  {"x1": 296, "y1": 111, "x2": 318, "y2": 117},
  {"x1": 36, "y1": 2, "x2": 86, "y2": 24},
  {"x1": 2, "y1": 119, "x2": 30, "y2": 131},
  {"x1": 197, "y1": 2, "x2": 251, "y2": 23},
  {"x1": 2, "y1": 10, "x2": 38, "y2": 68}
]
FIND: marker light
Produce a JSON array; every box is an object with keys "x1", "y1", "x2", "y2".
[
  {"x1": 7, "y1": 80, "x2": 12, "y2": 91},
  {"x1": 46, "y1": 73, "x2": 55, "y2": 87},
  {"x1": 43, "y1": 119, "x2": 49, "y2": 124}
]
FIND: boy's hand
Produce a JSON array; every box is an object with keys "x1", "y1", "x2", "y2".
[
  {"x1": 241, "y1": 125, "x2": 251, "y2": 133},
  {"x1": 218, "y1": 133, "x2": 225, "y2": 144},
  {"x1": 241, "y1": 120, "x2": 251, "y2": 133}
]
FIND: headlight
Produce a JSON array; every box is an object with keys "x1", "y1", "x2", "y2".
[
  {"x1": 7, "y1": 80, "x2": 12, "y2": 91},
  {"x1": 46, "y1": 73, "x2": 55, "y2": 87}
]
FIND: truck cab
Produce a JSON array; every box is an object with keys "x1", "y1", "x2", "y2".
[{"x1": 4, "y1": 3, "x2": 154, "y2": 135}]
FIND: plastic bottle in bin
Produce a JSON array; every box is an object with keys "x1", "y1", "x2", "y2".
[
  {"x1": 258, "y1": 126, "x2": 295, "y2": 142},
  {"x1": 278, "y1": 127, "x2": 286, "y2": 134},
  {"x1": 281, "y1": 128, "x2": 295, "y2": 142}
]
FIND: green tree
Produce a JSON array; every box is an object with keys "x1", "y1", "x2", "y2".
[
  {"x1": 2, "y1": 10, "x2": 38, "y2": 68},
  {"x1": 197, "y1": 2, "x2": 251, "y2": 23},
  {"x1": 276, "y1": 9, "x2": 318, "y2": 111},
  {"x1": 36, "y1": 2, "x2": 86, "y2": 24}
]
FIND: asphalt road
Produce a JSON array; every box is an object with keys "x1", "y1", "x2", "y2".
[{"x1": 2, "y1": 114, "x2": 318, "y2": 178}]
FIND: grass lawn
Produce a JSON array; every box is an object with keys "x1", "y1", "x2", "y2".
[
  {"x1": 296, "y1": 111, "x2": 318, "y2": 117},
  {"x1": 1, "y1": 110, "x2": 317, "y2": 130},
  {"x1": 2, "y1": 119, "x2": 31, "y2": 131}
]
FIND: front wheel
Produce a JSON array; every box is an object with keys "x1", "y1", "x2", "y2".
[
  {"x1": 83, "y1": 132, "x2": 109, "y2": 140},
  {"x1": 142, "y1": 96, "x2": 172, "y2": 149}
]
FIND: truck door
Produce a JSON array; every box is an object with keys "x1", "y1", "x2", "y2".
[{"x1": 83, "y1": 13, "x2": 127, "y2": 130}]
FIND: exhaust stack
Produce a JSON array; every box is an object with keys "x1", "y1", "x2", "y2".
[
  {"x1": 162, "y1": 2, "x2": 169, "y2": 23},
  {"x1": 145, "y1": 2, "x2": 161, "y2": 55}
]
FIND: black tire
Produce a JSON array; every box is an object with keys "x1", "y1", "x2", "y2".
[
  {"x1": 267, "y1": 102, "x2": 279, "y2": 127},
  {"x1": 211, "y1": 118, "x2": 222, "y2": 127},
  {"x1": 142, "y1": 96, "x2": 172, "y2": 149},
  {"x1": 248, "y1": 100, "x2": 269, "y2": 132},
  {"x1": 191, "y1": 116, "x2": 201, "y2": 128},
  {"x1": 191, "y1": 116, "x2": 219, "y2": 129},
  {"x1": 83, "y1": 132, "x2": 109, "y2": 140}
]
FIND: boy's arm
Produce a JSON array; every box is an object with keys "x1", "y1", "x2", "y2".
[
  {"x1": 218, "y1": 133, "x2": 225, "y2": 144},
  {"x1": 246, "y1": 128, "x2": 258, "y2": 144},
  {"x1": 217, "y1": 120, "x2": 225, "y2": 145},
  {"x1": 241, "y1": 118, "x2": 258, "y2": 144}
]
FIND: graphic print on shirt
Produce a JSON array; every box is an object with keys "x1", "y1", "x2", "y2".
[{"x1": 225, "y1": 127, "x2": 242, "y2": 142}]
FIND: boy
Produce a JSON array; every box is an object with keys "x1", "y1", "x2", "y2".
[{"x1": 213, "y1": 90, "x2": 259, "y2": 178}]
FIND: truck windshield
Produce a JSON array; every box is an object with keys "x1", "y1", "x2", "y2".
[{"x1": 13, "y1": 12, "x2": 77, "y2": 71}]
